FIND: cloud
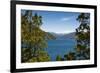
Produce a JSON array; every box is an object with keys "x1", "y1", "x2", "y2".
[
  {"x1": 61, "y1": 17, "x2": 70, "y2": 21},
  {"x1": 61, "y1": 16, "x2": 74, "y2": 21}
]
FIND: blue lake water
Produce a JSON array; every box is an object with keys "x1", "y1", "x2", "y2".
[{"x1": 45, "y1": 39, "x2": 76, "y2": 61}]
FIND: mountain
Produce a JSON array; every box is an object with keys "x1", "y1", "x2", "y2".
[
  {"x1": 48, "y1": 32, "x2": 75, "y2": 40},
  {"x1": 61, "y1": 32, "x2": 75, "y2": 39},
  {"x1": 47, "y1": 32, "x2": 64, "y2": 38},
  {"x1": 45, "y1": 32, "x2": 56, "y2": 40}
]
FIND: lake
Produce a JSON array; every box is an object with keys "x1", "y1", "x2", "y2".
[{"x1": 45, "y1": 38, "x2": 76, "y2": 61}]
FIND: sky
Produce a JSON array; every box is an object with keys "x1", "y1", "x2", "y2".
[{"x1": 22, "y1": 10, "x2": 80, "y2": 34}]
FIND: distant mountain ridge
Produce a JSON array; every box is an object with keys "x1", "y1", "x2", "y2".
[
  {"x1": 61, "y1": 32, "x2": 75, "y2": 39},
  {"x1": 48, "y1": 32, "x2": 75, "y2": 40},
  {"x1": 45, "y1": 32, "x2": 56, "y2": 40}
]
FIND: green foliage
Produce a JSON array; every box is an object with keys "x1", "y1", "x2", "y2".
[
  {"x1": 46, "y1": 32, "x2": 56, "y2": 40},
  {"x1": 28, "y1": 51, "x2": 50, "y2": 62},
  {"x1": 37, "y1": 51, "x2": 50, "y2": 62},
  {"x1": 32, "y1": 13, "x2": 42, "y2": 27},
  {"x1": 21, "y1": 10, "x2": 51, "y2": 62},
  {"x1": 62, "y1": 13, "x2": 90, "y2": 61},
  {"x1": 56, "y1": 55, "x2": 62, "y2": 61},
  {"x1": 75, "y1": 13, "x2": 90, "y2": 60},
  {"x1": 64, "y1": 52, "x2": 76, "y2": 60},
  {"x1": 21, "y1": 48, "x2": 33, "y2": 62}
]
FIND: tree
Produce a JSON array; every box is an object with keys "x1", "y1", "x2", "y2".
[
  {"x1": 56, "y1": 55, "x2": 62, "y2": 61},
  {"x1": 28, "y1": 50, "x2": 50, "y2": 62},
  {"x1": 32, "y1": 13, "x2": 42, "y2": 27},
  {"x1": 21, "y1": 10, "x2": 33, "y2": 62},
  {"x1": 64, "y1": 52, "x2": 76, "y2": 60},
  {"x1": 21, "y1": 10, "x2": 50, "y2": 62},
  {"x1": 75, "y1": 13, "x2": 90, "y2": 60}
]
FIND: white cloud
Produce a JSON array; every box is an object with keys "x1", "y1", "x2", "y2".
[
  {"x1": 61, "y1": 17, "x2": 71, "y2": 21},
  {"x1": 61, "y1": 16, "x2": 75, "y2": 21}
]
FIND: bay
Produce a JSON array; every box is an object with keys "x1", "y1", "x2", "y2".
[{"x1": 45, "y1": 38, "x2": 76, "y2": 61}]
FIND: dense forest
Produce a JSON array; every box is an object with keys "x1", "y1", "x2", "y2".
[{"x1": 21, "y1": 10, "x2": 90, "y2": 63}]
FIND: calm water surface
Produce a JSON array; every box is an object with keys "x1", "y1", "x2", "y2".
[{"x1": 45, "y1": 38, "x2": 76, "y2": 61}]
